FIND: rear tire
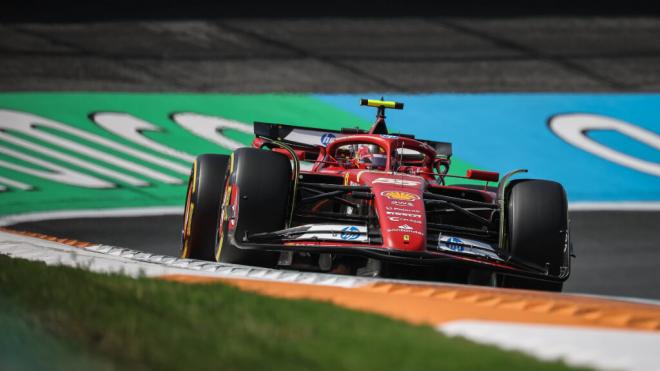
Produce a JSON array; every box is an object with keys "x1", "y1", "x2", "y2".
[
  {"x1": 217, "y1": 148, "x2": 291, "y2": 266},
  {"x1": 502, "y1": 179, "x2": 568, "y2": 292},
  {"x1": 181, "y1": 154, "x2": 230, "y2": 261}
]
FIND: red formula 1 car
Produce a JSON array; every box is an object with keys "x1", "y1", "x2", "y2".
[{"x1": 181, "y1": 99, "x2": 572, "y2": 291}]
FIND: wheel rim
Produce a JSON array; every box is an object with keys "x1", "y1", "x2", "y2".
[
  {"x1": 180, "y1": 162, "x2": 197, "y2": 258},
  {"x1": 215, "y1": 155, "x2": 234, "y2": 262}
]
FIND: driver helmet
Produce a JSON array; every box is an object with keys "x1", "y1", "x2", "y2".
[{"x1": 357, "y1": 144, "x2": 387, "y2": 170}]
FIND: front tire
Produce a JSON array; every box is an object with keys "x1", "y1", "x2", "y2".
[
  {"x1": 502, "y1": 179, "x2": 569, "y2": 292},
  {"x1": 181, "y1": 154, "x2": 230, "y2": 261},
  {"x1": 216, "y1": 148, "x2": 292, "y2": 266}
]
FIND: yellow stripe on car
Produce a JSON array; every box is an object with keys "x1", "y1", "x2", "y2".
[
  {"x1": 181, "y1": 202, "x2": 194, "y2": 258},
  {"x1": 191, "y1": 160, "x2": 198, "y2": 194},
  {"x1": 216, "y1": 153, "x2": 235, "y2": 262}
]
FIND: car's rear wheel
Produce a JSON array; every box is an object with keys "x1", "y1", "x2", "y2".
[
  {"x1": 216, "y1": 148, "x2": 291, "y2": 266},
  {"x1": 501, "y1": 179, "x2": 568, "y2": 292},
  {"x1": 181, "y1": 154, "x2": 230, "y2": 261}
]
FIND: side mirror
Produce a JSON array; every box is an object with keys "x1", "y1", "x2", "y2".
[{"x1": 433, "y1": 142, "x2": 452, "y2": 158}]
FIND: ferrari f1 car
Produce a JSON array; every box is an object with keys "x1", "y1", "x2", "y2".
[{"x1": 181, "y1": 99, "x2": 572, "y2": 291}]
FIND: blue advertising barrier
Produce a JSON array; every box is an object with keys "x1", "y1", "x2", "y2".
[{"x1": 317, "y1": 94, "x2": 660, "y2": 203}]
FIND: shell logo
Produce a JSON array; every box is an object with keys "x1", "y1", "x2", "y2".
[{"x1": 380, "y1": 191, "x2": 420, "y2": 201}]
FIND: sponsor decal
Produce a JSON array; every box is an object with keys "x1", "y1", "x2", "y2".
[
  {"x1": 398, "y1": 224, "x2": 413, "y2": 230},
  {"x1": 386, "y1": 206, "x2": 419, "y2": 212},
  {"x1": 295, "y1": 224, "x2": 368, "y2": 243},
  {"x1": 380, "y1": 191, "x2": 420, "y2": 201},
  {"x1": 437, "y1": 235, "x2": 502, "y2": 260},
  {"x1": 380, "y1": 134, "x2": 399, "y2": 139},
  {"x1": 391, "y1": 200, "x2": 414, "y2": 207},
  {"x1": 445, "y1": 237, "x2": 465, "y2": 252},
  {"x1": 320, "y1": 133, "x2": 336, "y2": 146},
  {"x1": 386, "y1": 211, "x2": 421, "y2": 218},
  {"x1": 285, "y1": 128, "x2": 344, "y2": 147},
  {"x1": 372, "y1": 178, "x2": 421, "y2": 186},
  {"x1": 340, "y1": 225, "x2": 360, "y2": 240},
  {"x1": 386, "y1": 228, "x2": 424, "y2": 236},
  {"x1": 387, "y1": 216, "x2": 422, "y2": 224}
]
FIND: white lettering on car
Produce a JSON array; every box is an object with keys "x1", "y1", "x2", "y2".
[
  {"x1": 386, "y1": 228, "x2": 424, "y2": 235},
  {"x1": 387, "y1": 216, "x2": 422, "y2": 224},
  {"x1": 372, "y1": 177, "x2": 421, "y2": 186},
  {"x1": 386, "y1": 211, "x2": 422, "y2": 218}
]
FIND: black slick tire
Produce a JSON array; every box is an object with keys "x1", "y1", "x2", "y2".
[
  {"x1": 181, "y1": 154, "x2": 230, "y2": 261},
  {"x1": 502, "y1": 179, "x2": 568, "y2": 292},
  {"x1": 217, "y1": 148, "x2": 291, "y2": 266}
]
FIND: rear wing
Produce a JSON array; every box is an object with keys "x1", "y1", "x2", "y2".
[
  {"x1": 253, "y1": 121, "x2": 349, "y2": 148},
  {"x1": 253, "y1": 121, "x2": 452, "y2": 157}
]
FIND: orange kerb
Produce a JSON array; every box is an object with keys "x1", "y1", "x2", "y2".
[
  {"x1": 160, "y1": 274, "x2": 660, "y2": 332},
  {"x1": 3, "y1": 227, "x2": 658, "y2": 332},
  {"x1": 0, "y1": 227, "x2": 94, "y2": 248}
]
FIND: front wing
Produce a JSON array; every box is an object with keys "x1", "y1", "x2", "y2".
[{"x1": 227, "y1": 233, "x2": 570, "y2": 284}]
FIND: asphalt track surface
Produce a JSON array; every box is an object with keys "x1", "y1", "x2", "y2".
[
  {"x1": 2, "y1": 16, "x2": 660, "y2": 299},
  {"x1": 11, "y1": 211, "x2": 660, "y2": 300}
]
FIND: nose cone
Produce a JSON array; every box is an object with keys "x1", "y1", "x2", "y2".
[{"x1": 360, "y1": 172, "x2": 427, "y2": 251}]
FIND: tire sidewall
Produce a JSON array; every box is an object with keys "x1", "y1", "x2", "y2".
[
  {"x1": 217, "y1": 148, "x2": 292, "y2": 266},
  {"x1": 181, "y1": 154, "x2": 230, "y2": 261},
  {"x1": 504, "y1": 179, "x2": 568, "y2": 290}
]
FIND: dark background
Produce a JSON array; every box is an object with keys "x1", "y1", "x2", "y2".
[
  {"x1": 4, "y1": 1, "x2": 660, "y2": 20},
  {"x1": 2, "y1": 3, "x2": 659, "y2": 299}
]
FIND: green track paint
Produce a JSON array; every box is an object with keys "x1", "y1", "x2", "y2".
[{"x1": 0, "y1": 93, "x2": 479, "y2": 217}]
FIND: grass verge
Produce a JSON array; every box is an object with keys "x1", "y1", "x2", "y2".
[{"x1": 0, "y1": 255, "x2": 587, "y2": 370}]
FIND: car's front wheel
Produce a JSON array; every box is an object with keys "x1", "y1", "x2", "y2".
[
  {"x1": 500, "y1": 179, "x2": 569, "y2": 292},
  {"x1": 215, "y1": 148, "x2": 292, "y2": 266},
  {"x1": 181, "y1": 154, "x2": 230, "y2": 261}
]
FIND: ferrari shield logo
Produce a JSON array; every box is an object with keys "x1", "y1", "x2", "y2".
[{"x1": 380, "y1": 191, "x2": 420, "y2": 201}]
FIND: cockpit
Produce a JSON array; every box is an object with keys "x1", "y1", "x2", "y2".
[{"x1": 334, "y1": 143, "x2": 389, "y2": 171}]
